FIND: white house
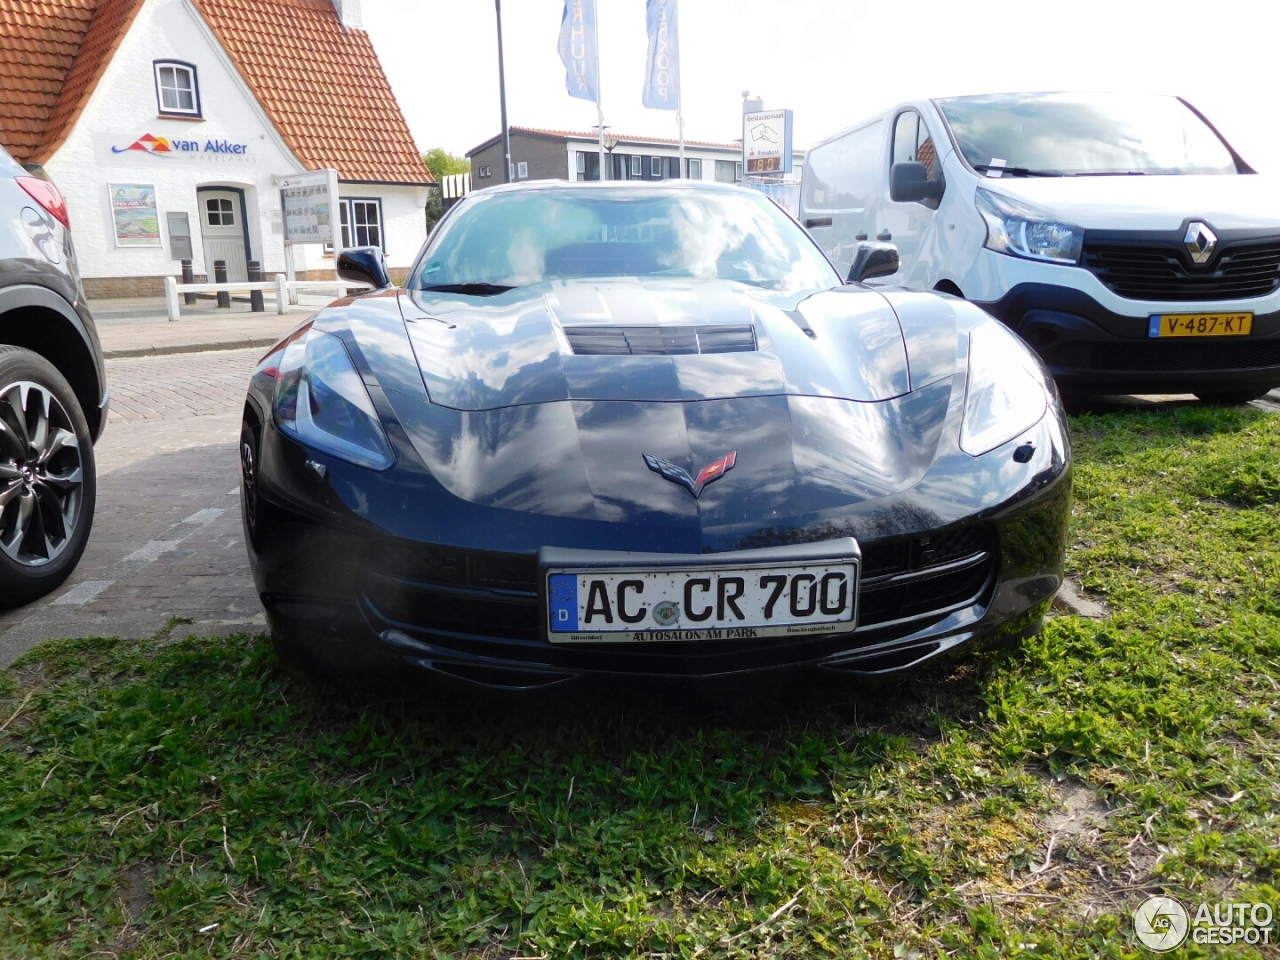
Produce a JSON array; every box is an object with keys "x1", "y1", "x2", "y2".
[{"x1": 0, "y1": 0, "x2": 433, "y2": 296}]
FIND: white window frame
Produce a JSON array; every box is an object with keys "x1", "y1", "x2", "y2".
[
  {"x1": 687, "y1": 158, "x2": 702, "y2": 180},
  {"x1": 650, "y1": 156, "x2": 662, "y2": 178},
  {"x1": 153, "y1": 60, "x2": 200, "y2": 117},
  {"x1": 630, "y1": 155, "x2": 643, "y2": 178},
  {"x1": 517, "y1": 161, "x2": 528, "y2": 179},
  {"x1": 339, "y1": 197, "x2": 385, "y2": 251}
]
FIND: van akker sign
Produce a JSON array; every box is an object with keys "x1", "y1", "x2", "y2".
[{"x1": 111, "y1": 133, "x2": 250, "y2": 156}]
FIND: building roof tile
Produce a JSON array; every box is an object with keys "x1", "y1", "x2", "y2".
[{"x1": 0, "y1": 0, "x2": 431, "y2": 184}]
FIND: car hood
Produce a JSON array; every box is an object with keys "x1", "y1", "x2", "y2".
[
  {"x1": 399, "y1": 279, "x2": 946, "y2": 411},
  {"x1": 984, "y1": 174, "x2": 1280, "y2": 232}
]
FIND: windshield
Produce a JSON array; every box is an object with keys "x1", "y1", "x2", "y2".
[
  {"x1": 937, "y1": 93, "x2": 1240, "y2": 176},
  {"x1": 413, "y1": 186, "x2": 841, "y2": 293}
]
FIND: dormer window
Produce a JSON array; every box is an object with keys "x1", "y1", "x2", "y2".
[{"x1": 154, "y1": 61, "x2": 201, "y2": 117}]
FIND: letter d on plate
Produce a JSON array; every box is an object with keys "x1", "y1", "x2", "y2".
[{"x1": 549, "y1": 575, "x2": 579, "y2": 631}]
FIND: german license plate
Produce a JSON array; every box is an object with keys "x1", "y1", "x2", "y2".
[
  {"x1": 1148, "y1": 313, "x2": 1253, "y2": 337},
  {"x1": 546, "y1": 561, "x2": 858, "y2": 643}
]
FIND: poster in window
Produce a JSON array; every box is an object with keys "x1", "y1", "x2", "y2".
[{"x1": 109, "y1": 184, "x2": 161, "y2": 247}]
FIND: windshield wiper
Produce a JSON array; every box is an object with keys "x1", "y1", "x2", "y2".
[
  {"x1": 1067, "y1": 170, "x2": 1148, "y2": 176},
  {"x1": 971, "y1": 164, "x2": 1062, "y2": 178},
  {"x1": 419, "y1": 282, "x2": 515, "y2": 296}
]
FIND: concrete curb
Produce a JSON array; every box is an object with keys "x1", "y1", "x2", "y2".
[
  {"x1": 103, "y1": 337, "x2": 282, "y2": 360},
  {"x1": 1052, "y1": 579, "x2": 1109, "y2": 619}
]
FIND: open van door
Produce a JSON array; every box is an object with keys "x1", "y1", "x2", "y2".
[{"x1": 873, "y1": 109, "x2": 945, "y2": 286}]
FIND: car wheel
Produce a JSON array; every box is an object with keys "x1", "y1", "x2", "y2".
[
  {"x1": 0, "y1": 346, "x2": 96, "y2": 606},
  {"x1": 1194, "y1": 389, "x2": 1272, "y2": 406}
]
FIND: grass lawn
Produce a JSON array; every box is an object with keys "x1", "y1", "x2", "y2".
[{"x1": 1, "y1": 404, "x2": 1278, "y2": 959}]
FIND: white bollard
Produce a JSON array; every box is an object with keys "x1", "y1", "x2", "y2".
[
  {"x1": 164, "y1": 275, "x2": 181, "y2": 321},
  {"x1": 275, "y1": 274, "x2": 288, "y2": 315}
]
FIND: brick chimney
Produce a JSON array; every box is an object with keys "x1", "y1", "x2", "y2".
[{"x1": 332, "y1": 0, "x2": 362, "y2": 29}]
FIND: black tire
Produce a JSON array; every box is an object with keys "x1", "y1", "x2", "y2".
[
  {"x1": 1194, "y1": 389, "x2": 1273, "y2": 406},
  {"x1": 0, "y1": 345, "x2": 97, "y2": 606}
]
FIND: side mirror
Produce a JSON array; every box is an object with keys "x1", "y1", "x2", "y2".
[
  {"x1": 336, "y1": 246, "x2": 392, "y2": 290},
  {"x1": 889, "y1": 161, "x2": 943, "y2": 204},
  {"x1": 847, "y1": 241, "x2": 899, "y2": 284}
]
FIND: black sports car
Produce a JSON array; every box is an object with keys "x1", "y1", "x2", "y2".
[{"x1": 241, "y1": 182, "x2": 1071, "y2": 688}]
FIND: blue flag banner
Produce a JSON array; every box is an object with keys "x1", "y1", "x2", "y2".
[
  {"x1": 642, "y1": 0, "x2": 680, "y2": 111},
  {"x1": 559, "y1": 0, "x2": 599, "y2": 103}
]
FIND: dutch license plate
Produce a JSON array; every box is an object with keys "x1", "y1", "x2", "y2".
[
  {"x1": 546, "y1": 561, "x2": 859, "y2": 643},
  {"x1": 1148, "y1": 313, "x2": 1253, "y2": 338}
]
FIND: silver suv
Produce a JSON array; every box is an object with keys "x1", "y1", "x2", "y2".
[{"x1": 0, "y1": 143, "x2": 107, "y2": 605}]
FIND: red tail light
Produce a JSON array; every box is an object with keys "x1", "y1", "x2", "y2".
[{"x1": 16, "y1": 177, "x2": 71, "y2": 230}]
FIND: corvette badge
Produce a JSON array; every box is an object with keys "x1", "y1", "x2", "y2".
[{"x1": 643, "y1": 451, "x2": 737, "y2": 499}]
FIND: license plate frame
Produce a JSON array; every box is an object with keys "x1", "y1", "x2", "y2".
[
  {"x1": 1148, "y1": 313, "x2": 1253, "y2": 338},
  {"x1": 539, "y1": 539, "x2": 861, "y2": 644}
]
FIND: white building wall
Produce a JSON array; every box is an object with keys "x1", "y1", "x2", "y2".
[{"x1": 45, "y1": 0, "x2": 427, "y2": 284}]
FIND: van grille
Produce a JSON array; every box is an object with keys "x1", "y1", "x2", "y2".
[
  {"x1": 1082, "y1": 239, "x2": 1280, "y2": 301},
  {"x1": 564, "y1": 325, "x2": 757, "y2": 356}
]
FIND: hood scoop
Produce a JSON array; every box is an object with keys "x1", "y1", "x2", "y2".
[{"x1": 564, "y1": 324, "x2": 757, "y2": 356}]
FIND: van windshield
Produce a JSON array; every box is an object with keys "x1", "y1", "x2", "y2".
[
  {"x1": 413, "y1": 186, "x2": 841, "y2": 294},
  {"x1": 936, "y1": 93, "x2": 1240, "y2": 177}
]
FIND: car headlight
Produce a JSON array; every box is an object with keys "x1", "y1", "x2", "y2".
[
  {"x1": 274, "y1": 328, "x2": 394, "y2": 471},
  {"x1": 960, "y1": 320, "x2": 1048, "y2": 457},
  {"x1": 975, "y1": 187, "x2": 1083, "y2": 265}
]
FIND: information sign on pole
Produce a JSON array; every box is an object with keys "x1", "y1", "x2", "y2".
[
  {"x1": 743, "y1": 110, "x2": 793, "y2": 176},
  {"x1": 279, "y1": 169, "x2": 341, "y2": 247}
]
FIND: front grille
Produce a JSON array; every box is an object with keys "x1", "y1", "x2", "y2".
[
  {"x1": 1051, "y1": 338, "x2": 1280, "y2": 372},
  {"x1": 564, "y1": 324, "x2": 757, "y2": 356},
  {"x1": 1082, "y1": 239, "x2": 1280, "y2": 301},
  {"x1": 363, "y1": 525, "x2": 997, "y2": 645},
  {"x1": 856, "y1": 525, "x2": 997, "y2": 630}
]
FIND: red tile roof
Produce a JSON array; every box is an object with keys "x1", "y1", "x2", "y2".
[
  {"x1": 192, "y1": 0, "x2": 430, "y2": 184},
  {"x1": 0, "y1": 0, "x2": 432, "y2": 184}
]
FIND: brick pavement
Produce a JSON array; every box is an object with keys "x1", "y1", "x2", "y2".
[
  {"x1": 90, "y1": 294, "x2": 333, "y2": 359},
  {"x1": 0, "y1": 349, "x2": 265, "y2": 668}
]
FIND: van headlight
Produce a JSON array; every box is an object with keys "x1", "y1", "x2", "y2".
[
  {"x1": 960, "y1": 320, "x2": 1048, "y2": 457},
  {"x1": 975, "y1": 187, "x2": 1083, "y2": 265},
  {"x1": 274, "y1": 328, "x2": 394, "y2": 471}
]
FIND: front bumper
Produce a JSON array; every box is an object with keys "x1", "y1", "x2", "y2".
[
  {"x1": 245, "y1": 407, "x2": 1072, "y2": 688},
  {"x1": 977, "y1": 284, "x2": 1280, "y2": 394}
]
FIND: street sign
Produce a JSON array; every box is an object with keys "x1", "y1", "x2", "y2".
[
  {"x1": 279, "y1": 169, "x2": 340, "y2": 246},
  {"x1": 743, "y1": 109, "x2": 793, "y2": 176}
]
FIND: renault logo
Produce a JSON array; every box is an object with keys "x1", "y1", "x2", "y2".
[{"x1": 1184, "y1": 221, "x2": 1217, "y2": 265}]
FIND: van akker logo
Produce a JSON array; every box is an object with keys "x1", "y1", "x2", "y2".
[
  {"x1": 1133, "y1": 895, "x2": 1273, "y2": 950},
  {"x1": 112, "y1": 133, "x2": 249, "y2": 156}
]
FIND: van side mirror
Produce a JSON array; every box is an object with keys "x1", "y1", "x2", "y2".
[
  {"x1": 336, "y1": 246, "x2": 392, "y2": 290},
  {"x1": 890, "y1": 161, "x2": 943, "y2": 204},
  {"x1": 847, "y1": 241, "x2": 899, "y2": 284}
]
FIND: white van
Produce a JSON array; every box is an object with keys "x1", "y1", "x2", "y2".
[{"x1": 799, "y1": 92, "x2": 1280, "y2": 402}]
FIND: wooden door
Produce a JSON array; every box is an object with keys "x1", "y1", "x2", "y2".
[{"x1": 198, "y1": 190, "x2": 248, "y2": 281}]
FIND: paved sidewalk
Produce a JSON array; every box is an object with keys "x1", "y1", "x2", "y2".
[{"x1": 90, "y1": 294, "x2": 339, "y2": 358}]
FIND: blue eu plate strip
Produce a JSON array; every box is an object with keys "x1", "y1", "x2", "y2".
[
  {"x1": 548, "y1": 575, "x2": 578, "y2": 632},
  {"x1": 1148, "y1": 316, "x2": 1161, "y2": 338}
]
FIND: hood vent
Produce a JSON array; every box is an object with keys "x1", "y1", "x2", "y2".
[{"x1": 564, "y1": 324, "x2": 757, "y2": 356}]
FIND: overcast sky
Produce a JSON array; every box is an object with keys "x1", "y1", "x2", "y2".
[{"x1": 363, "y1": 0, "x2": 1276, "y2": 171}]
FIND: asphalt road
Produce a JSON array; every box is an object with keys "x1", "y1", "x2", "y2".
[{"x1": 0, "y1": 349, "x2": 263, "y2": 668}]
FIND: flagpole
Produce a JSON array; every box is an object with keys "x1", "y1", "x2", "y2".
[
  {"x1": 675, "y1": 2, "x2": 684, "y2": 177},
  {"x1": 496, "y1": 0, "x2": 511, "y2": 184},
  {"x1": 592, "y1": 0, "x2": 605, "y2": 180}
]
